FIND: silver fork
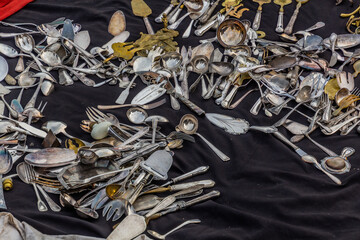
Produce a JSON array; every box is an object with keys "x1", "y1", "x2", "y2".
[
  {"x1": 85, "y1": 107, "x2": 142, "y2": 135},
  {"x1": 306, "y1": 93, "x2": 327, "y2": 133},
  {"x1": 25, "y1": 164, "x2": 61, "y2": 212},
  {"x1": 23, "y1": 163, "x2": 48, "y2": 212},
  {"x1": 351, "y1": 87, "x2": 360, "y2": 97}
]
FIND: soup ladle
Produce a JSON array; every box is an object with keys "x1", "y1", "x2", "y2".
[
  {"x1": 176, "y1": 114, "x2": 230, "y2": 161},
  {"x1": 161, "y1": 52, "x2": 183, "y2": 95}
]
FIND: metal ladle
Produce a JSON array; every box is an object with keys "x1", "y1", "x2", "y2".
[
  {"x1": 176, "y1": 114, "x2": 230, "y2": 161},
  {"x1": 161, "y1": 52, "x2": 183, "y2": 96}
]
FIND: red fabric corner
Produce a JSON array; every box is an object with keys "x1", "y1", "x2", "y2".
[{"x1": 0, "y1": 0, "x2": 34, "y2": 20}]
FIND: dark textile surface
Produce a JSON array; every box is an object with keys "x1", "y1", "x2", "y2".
[{"x1": 1, "y1": 0, "x2": 360, "y2": 239}]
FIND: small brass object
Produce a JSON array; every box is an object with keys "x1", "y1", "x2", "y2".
[{"x1": 3, "y1": 178, "x2": 13, "y2": 191}]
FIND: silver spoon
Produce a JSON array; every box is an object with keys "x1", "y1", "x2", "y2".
[
  {"x1": 147, "y1": 219, "x2": 201, "y2": 239},
  {"x1": 161, "y1": 52, "x2": 183, "y2": 96},
  {"x1": 115, "y1": 57, "x2": 152, "y2": 104},
  {"x1": 274, "y1": 85, "x2": 312, "y2": 127}
]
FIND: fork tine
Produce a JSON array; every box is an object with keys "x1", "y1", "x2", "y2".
[
  {"x1": 87, "y1": 107, "x2": 104, "y2": 122},
  {"x1": 90, "y1": 107, "x2": 107, "y2": 118},
  {"x1": 40, "y1": 102, "x2": 48, "y2": 113},
  {"x1": 85, "y1": 108, "x2": 99, "y2": 122}
]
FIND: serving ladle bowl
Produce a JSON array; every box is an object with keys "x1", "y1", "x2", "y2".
[
  {"x1": 176, "y1": 114, "x2": 230, "y2": 161},
  {"x1": 161, "y1": 52, "x2": 183, "y2": 95}
]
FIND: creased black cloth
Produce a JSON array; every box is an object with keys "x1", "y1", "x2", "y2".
[{"x1": 1, "y1": 0, "x2": 360, "y2": 239}]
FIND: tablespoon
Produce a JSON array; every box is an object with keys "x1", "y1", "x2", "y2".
[
  {"x1": 168, "y1": 0, "x2": 204, "y2": 30},
  {"x1": 183, "y1": 0, "x2": 210, "y2": 38},
  {"x1": 148, "y1": 219, "x2": 201, "y2": 239},
  {"x1": 40, "y1": 51, "x2": 95, "y2": 86},
  {"x1": 176, "y1": 114, "x2": 230, "y2": 161}
]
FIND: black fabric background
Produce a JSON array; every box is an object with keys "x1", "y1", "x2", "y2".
[{"x1": 1, "y1": 0, "x2": 360, "y2": 239}]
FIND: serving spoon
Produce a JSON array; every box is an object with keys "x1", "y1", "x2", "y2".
[{"x1": 176, "y1": 114, "x2": 230, "y2": 161}]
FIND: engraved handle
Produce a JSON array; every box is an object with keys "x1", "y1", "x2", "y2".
[
  {"x1": 275, "y1": 11, "x2": 284, "y2": 33},
  {"x1": 129, "y1": 173, "x2": 151, "y2": 204},
  {"x1": 170, "y1": 166, "x2": 209, "y2": 184},
  {"x1": 284, "y1": 2, "x2": 301, "y2": 35},
  {"x1": 178, "y1": 95, "x2": 205, "y2": 115},
  {"x1": 145, "y1": 196, "x2": 176, "y2": 218},
  {"x1": 195, "y1": 133, "x2": 230, "y2": 161},
  {"x1": 37, "y1": 185, "x2": 61, "y2": 212},
  {"x1": 215, "y1": 80, "x2": 231, "y2": 105},
  {"x1": 185, "y1": 190, "x2": 220, "y2": 207},
  {"x1": 143, "y1": 17, "x2": 155, "y2": 35},
  {"x1": 194, "y1": 18, "x2": 217, "y2": 36},
  {"x1": 222, "y1": 85, "x2": 239, "y2": 109},
  {"x1": 155, "y1": 4, "x2": 174, "y2": 23},
  {"x1": 252, "y1": 10, "x2": 262, "y2": 30},
  {"x1": 170, "y1": 180, "x2": 215, "y2": 191}
]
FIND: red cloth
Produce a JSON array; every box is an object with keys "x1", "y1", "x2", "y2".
[{"x1": 0, "y1": 0, "x2": 33, "y2": 20}]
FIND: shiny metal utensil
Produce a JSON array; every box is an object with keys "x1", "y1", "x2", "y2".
[
  {"x1": 274, "y1": 0, "x2": 292, "y2": 33},
  {"x1": 252, "y1": 0, "x2": 271, "y2": 31},
  {"x1": 115, "y1": 57, "x2": 152, "y2": 104},
  {"x1": 161, "y1": 52, "x2": 183, "y2": 95},
  {"x1": 148, "y1": 219, "x2": 201, "y2": 239},
  {"x1": 284, "y1": 0, "x2": 310, "y2": 34},
  {"x1": 97, "y1": 98, "x2": 166, "y2": 110},
  {"x1": 17, "y1": 162, "x2": 48, "y2": 211},
  {"x1": 131, "y1": 0, "x2": 155, "y2": 34},
  {"x1": 176, "y1": 114, "x2": 230, "y2": 161},
  {"x1": 271, "y1": 131, "x2": 341, "y2": 185}
]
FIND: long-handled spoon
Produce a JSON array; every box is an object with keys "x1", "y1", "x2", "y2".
[{"x1": 148, "y1": 219, "x2": 201, "y2": 239}]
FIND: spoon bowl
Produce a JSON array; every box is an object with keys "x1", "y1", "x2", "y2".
[
  {"x1": 127, "y1": 107, "x2": 148, "y2": 124},
  {"x1": 217, "y1": 19, "x2": 246, "y2": 49},
  {"x1": 177, "y1": 114, "x2": 230, "y2": 161}
]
